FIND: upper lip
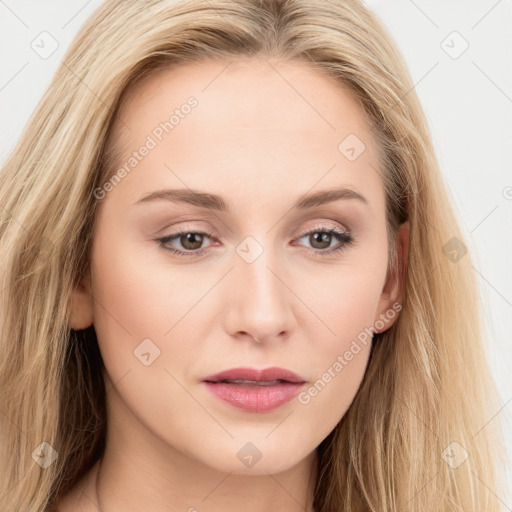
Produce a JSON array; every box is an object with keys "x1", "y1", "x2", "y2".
[{"x1": 203, "y1": 366, "x2": 306, "y2": 384}]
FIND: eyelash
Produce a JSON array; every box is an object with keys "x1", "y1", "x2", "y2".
[{"x1": 156, "y1": 226, "x2": 354, "y2": 259}]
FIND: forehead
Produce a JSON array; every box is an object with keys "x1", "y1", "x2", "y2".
[
  {"x1": 104, "y1": 56, "x2": 384, "y2": 214},
  {"x1": 115, "y1": 56, "x2": 373, "y2": 139}
]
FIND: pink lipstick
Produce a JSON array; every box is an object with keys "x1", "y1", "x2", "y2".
[{"x1": 202, "y1": 366, "x2": 306, "y2": 412}]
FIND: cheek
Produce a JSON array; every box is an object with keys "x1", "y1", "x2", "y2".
[
  {"x1": 293, "y1": 256, "x2": 387, "y2": 431},
  {"x1": 88, "y1": 219, "x2": 199, "y2": 381},
  {"x1": 298, "y1": 233, "x2": 388, "y2": 346},
  {"x1": 90, "y1": 212, "x2": 214, "y2": 333},
  {"x1": 88, "y1": 224, "x2": 208, "y2": 437},
  {"x1": 324, "y1": 268, "x2": 385, "y2": 339}
]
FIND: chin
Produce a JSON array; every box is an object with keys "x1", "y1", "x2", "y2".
[{"x1": 189, "y1": 435, "x2": 315, "y2": 475}]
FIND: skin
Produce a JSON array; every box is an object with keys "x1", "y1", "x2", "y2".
[{"x1": 61, "y1": 56, "x2": 408, "y2": 512}]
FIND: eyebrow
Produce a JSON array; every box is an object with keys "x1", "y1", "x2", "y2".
[{"x1": 134, "y1": 187, "x2": 367, "y2": 211}]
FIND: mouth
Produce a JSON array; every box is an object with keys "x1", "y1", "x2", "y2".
[
  {"x1": 202, "y1": 366, "x2": 306, "y2": 412},
  {"x1": 206, "y1": 378, "x2": 296, "y2": 386}
]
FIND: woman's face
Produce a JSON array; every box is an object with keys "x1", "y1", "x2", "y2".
[{"x1": 75, "y1": 57, "x2": 405, "y2": 475}]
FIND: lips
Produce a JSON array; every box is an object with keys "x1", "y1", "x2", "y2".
[
  {"x1": 202, "y1": 366, "x2": 306, "y2": 413},
  {"x1": 203, "y1": 366, "x2": 306, "y2": 385}
]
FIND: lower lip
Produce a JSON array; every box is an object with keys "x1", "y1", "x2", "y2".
[{"x1": 203, "y1": 381, "x2": 305, "y2": 412}]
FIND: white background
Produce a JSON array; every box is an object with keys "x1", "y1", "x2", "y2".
[{"x1": 1, "y1": 0, "x2": 511, "y2": 507}]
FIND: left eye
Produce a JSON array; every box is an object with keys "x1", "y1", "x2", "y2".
[{"x1": 296, "y1": 228, "x2": 353, "y2": 254}]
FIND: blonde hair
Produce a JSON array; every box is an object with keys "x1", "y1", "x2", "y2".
[{"x1": 0, "y1": 0, "x2": 506, "y2": 510}]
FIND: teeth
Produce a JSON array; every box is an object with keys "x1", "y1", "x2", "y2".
[{"x1": 221, "y1": 379, "x2": 282, "y2": 386}]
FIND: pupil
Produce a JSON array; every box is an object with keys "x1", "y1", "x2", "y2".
[
  {"x1": 311, "y1": 232, "x2": 330, "y2": 249},
  {"x1": 182, "y1": 233, "x2": 203, "y2": 250}
]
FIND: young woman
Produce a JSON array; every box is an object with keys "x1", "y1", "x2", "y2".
[{"x1": 0, "y1": 1, "x2": 506, "y2": 511}]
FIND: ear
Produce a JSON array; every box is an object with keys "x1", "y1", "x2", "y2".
[
  {"x1": 68, "y1": 266, "x2": 94, "y2": 330},
  {"x1": 374, "y1": 221, "x2": 409, "y2": 333}
]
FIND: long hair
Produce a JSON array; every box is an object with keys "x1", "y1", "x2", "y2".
[{"x1": 0, "y1": 1, "x2": 506, "y2": 510}]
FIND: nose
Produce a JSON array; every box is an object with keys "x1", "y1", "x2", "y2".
[{"x1": 223, "y1": 246, "x2": 296, "y2": 345}]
